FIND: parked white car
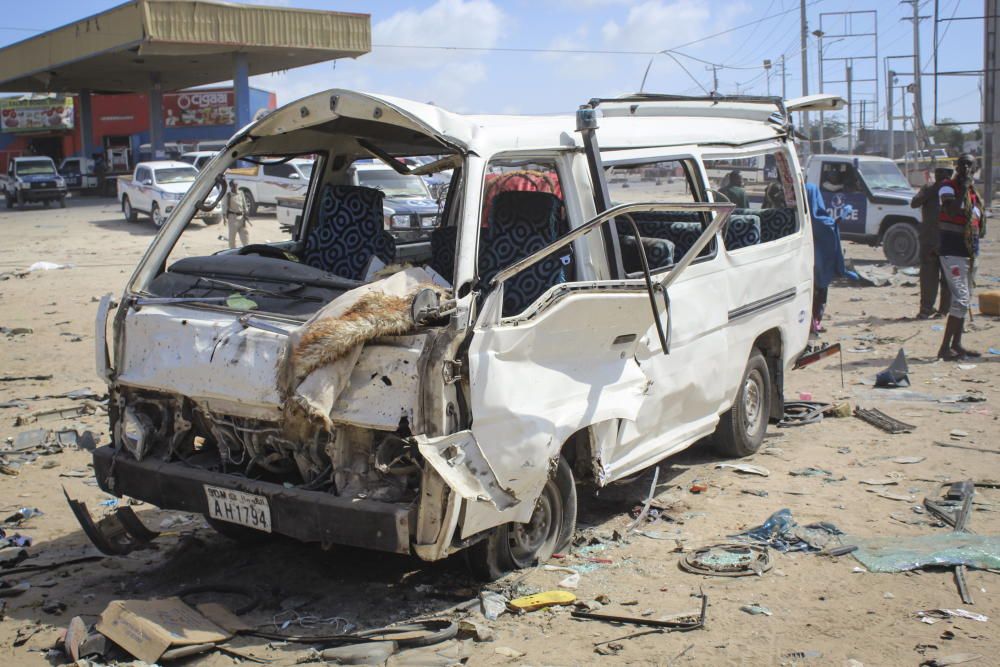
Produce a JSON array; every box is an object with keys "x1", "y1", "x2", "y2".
[
  {"x1": 90, "y1": 89, "x2": 836, "y2": 578},
  {"x1": 806, "y1": 155, "x2": 920, "y2": 266},
  {"x1": 227, "y1": 158, "x2": 313, "y2": 214},
  {"x1": 117, "y1": 161, "x2": 222, "y2": 227}
]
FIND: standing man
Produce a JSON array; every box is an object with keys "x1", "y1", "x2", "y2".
[
  {"x1": 911, "y1": 167, "x2": 953, "y2": 319},
  {"x1": 935, "y1": 154, "x2": 983, "y2": 360},
  {"x1": 224, "y1": 180, "x2": 249, "y2": 249}
]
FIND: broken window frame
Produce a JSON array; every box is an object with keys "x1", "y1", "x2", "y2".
[{"x1": 478, "y1": 200, "x2": 735, "y2": 354}]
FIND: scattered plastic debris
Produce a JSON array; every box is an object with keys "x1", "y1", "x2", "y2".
[
  {"x1": 740, "y1": 604, "x2": 772, "y2": 616},
  {"x1": 875, "y1": 349, "x2": 910, "y2": 388},
  {"x1": 731, "y1": 508, "x2": 844, "y2": 553},
  {"x1": 715, "y1": 463, "x2": 769, "y2": 477}
]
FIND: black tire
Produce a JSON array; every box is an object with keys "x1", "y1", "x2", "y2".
[
  {"x1": 882, "y1": 221, "x2": 920, "y2": 267},
  {"x1": 43, "y1": 199, "x2": 50, "y2": 208},
  {"x1": 203, "y1": 215, "x2": 222, "y2": 226},
  {"x1": 15, "y1": 190, "x2": 24, "y2": 209},
  {"x1": 59, "y1": 197, "x2": 66, "y2": 209},
  {"x1": 4, "y1": 193, "x2": 10, "y2": 209},
  {"x1": 466, "y1": 456, "x2": 577, "y2": 581},
  {"x1": 240, "y1": 188, "x2": 257, "y2": 216},
  {"x1": 122, "y1": 196, "x2": 138, "y2": 223},
  {"x1": 713, "y1": 349, "x2": 771, "y2": 458},
  {"x1": 204, "y1": 516, "x2": 272, "y2": 544},
  {"x1": 151, "y1": 202, "x2": 165, "y2": 228}
]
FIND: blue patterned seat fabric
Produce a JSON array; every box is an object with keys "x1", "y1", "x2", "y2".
[
  {"x1": 300, "y1": 185, "x2": 396, "y2": 281},
  {"x1": 429, "y1": 225, "x2": 458, "y2": 284},
  {"x1": 625, "y1": 212, "x2": 712, "y2": 260},
  {"x1": 479, "y1": 191, "x2": 568, "y2": 317},
  {"x1": 619, "y1": 235, "x2": 675, "y2": 272},
  {"x1": 724, "y1": 214, "x2": 761, "y2": 250},
  {"x1": 732, "y1": 207, "x2": 797, "y2": 243}
]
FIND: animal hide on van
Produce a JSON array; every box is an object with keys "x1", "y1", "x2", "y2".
[{"x1": 279, "y1": 267, "x2": 446, "y2": 431}]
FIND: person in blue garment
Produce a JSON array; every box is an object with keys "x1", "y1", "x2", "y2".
[{"x1": 807, "y1": 182, "x2": 857, "y2": 334}]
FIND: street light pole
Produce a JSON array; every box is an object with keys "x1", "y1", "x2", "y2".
[
  {"x1": 813, "y1": 29, "x2": 825, "y2": 152},
  {"x1": 846, "y1": 60, "x2": 854, "y2": 153},
  {"x1": 764, "y1": 59, "x2": 773, "y2": 96}
]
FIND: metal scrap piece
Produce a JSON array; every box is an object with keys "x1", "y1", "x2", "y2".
[
  {"x1": 63, "y1": 488, "x2": 160, "y2": 555},
  {"x1": 853, "y1": 406, "x2": 915, "y2": 434},
  {"x1": 679, "y1": 543, "x2": 772, "y2": 577}
]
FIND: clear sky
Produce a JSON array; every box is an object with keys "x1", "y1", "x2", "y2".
[{"x1": 0, "y1": 0, "x2": 987, "y2": 128}]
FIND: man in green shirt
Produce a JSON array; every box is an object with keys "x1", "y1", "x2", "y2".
[{"x1": 719, "y1": 170, "x2": 749, "y2": 208}]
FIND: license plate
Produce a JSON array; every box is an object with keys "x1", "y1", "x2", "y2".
[{"x1": 204, "y1": 485, "x2": 272, "y2": 533}]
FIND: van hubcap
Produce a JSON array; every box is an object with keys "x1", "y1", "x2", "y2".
[
  {"x1": 508, "y1": 480, "x2": 562, "y2": 567},
  {"x1": 743, "y1": 374, "x2": 763, "y2": 435}
]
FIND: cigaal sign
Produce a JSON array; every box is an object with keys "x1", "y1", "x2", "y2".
[{"x1": 163, "y1": 90, "x2": 235, "y2": 127}]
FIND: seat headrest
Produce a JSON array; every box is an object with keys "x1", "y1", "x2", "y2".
[{"x1": 489, "y1": 191, "x2": 562, "y2": 230}]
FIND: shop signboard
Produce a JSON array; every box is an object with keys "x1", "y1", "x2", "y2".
[
  {"x1": 0, "y1": 97, "x2": 75, "y2": 133},
  {"x1": 163, "y1": 90, "x2": 235, "y2": 127}
]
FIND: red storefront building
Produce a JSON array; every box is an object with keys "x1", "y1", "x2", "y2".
[{"x1": 0, "y1": 86, "x2": 276, "y2": 172}]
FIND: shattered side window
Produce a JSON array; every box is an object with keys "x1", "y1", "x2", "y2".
[
  {"x1": 478, "y1": 158, "x2": 570, "y2": 317},
  {"x1": 704, "y1": 150, "x2": 800, "y2": 251},
  {"x1": 604, "y1": 159, "x2": 711, "y2": 273}
]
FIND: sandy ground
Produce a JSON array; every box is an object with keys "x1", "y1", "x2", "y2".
[{"x1": 0, "y1": 195, "x2": 998, "y2": 666}]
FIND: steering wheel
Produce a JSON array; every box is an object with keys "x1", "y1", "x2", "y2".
[{"x1": 197, "y1": 174, "x2": 226, "y2": 212}]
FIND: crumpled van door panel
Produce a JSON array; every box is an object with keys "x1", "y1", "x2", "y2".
[{"x1": 463, "y1": 289, "x2": 653, "y2": 534}]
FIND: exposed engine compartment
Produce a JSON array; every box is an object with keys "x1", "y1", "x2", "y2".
[{"x1": 114, "y1": 388, "x2": 423, "y2": 504}]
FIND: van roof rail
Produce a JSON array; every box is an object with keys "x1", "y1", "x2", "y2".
[{"x1": 583, "y1": 93, "x2": 790, "y2": 131}]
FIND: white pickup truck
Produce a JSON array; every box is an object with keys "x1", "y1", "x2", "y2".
[
  {"x1": 805, "y1": 155, "x2": 921, "y2": 266},
  {"x1": 227, "y1": 158, "x2": 313, "y2": 214},
  {"x1": 117, "y1": 161, "x2": 222, "y2": 227}
]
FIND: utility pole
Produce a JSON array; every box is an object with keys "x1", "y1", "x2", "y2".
[
  {"x1": 813, "y1": 29, "x2": 825, "y2": 151},
  {"x1": 764, "y1": 59, "x2": 772, "y2": 96},
  {"x1": 984, "y1": 0, "x2": 999, "y2": 207},
  {"x1": 888, "y1": 71, "x2": 895, "y2": 158},
  {"x1": 846, "y1": 61, "x2": 854, "y2": 153},
  {"x1": 902, "y1": 0, "x2": 929, "y2": 147},
  {"x1": 781, "y1": 54, "x2": 787, "y2": 99},
  {"x1": 800, "y1": 0, "x2": 811, "y2": 152},
  {"x1": 706, "y1": 64, "x2": 720, "y2": 95}
]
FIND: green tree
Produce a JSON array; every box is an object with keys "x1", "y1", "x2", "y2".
[{"x1": 929, "y1": 119, "x2": 965, "y2": 153}]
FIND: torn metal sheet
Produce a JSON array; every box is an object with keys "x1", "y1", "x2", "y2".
[
  {"x1": 64, "y1": 489, "x2": 160, "y2": 555},
  {"x1": 415, "y1": 431, "x2": 518, "y2": 510}
]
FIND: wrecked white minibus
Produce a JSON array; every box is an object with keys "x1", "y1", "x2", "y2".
[{"x1": 87, "y1": 90, "x2": 825, "y2": 577}]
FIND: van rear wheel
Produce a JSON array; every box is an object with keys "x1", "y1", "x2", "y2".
[
  {"x1": 713, "y1": 349, "x2": 770, "y2": 458},
  {"x1": 466, "y1": 456, "x2": 576, "y2": 581}
]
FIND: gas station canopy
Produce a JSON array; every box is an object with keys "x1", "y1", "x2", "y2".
[{"x1": 0, "y1": 0, "x2": 371, "y2": 94}]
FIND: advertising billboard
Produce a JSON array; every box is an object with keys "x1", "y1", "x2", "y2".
[
  {"x1": 163, "y1": 90, "x2": 235, "y2": 127},
  {"x1": 0, "y1": 97, "x2": 75, "y2": 133}
]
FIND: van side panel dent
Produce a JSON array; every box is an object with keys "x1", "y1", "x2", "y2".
[
  {"x1": 464, "y1": 291, "x2": 650, "y2": 535},
  {"x1": 415, "y1": 431, "x2": 518, "y2": 510}
]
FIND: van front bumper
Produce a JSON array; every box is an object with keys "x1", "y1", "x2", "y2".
[{"x1": 92, "y1": 445, "x2": 413, "y2": 553}]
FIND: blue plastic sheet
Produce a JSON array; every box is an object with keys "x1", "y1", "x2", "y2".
[
  {"x1": 731, "y1": 508, "x2": 843, "y2": 552},
  {"x1": 851, "y1": 533, "x2": 1000, "y2": 573}
]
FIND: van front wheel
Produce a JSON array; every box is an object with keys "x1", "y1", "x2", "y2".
[
  {"x1": 882, "y1": 221, "x2": 920, "y2": 266},
  {"x1": 713, "y1": 349, "x2": 770, "y2": 458},
  {"x1": 466, "y1": 456, "x2": 576, "y2": 581}
]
